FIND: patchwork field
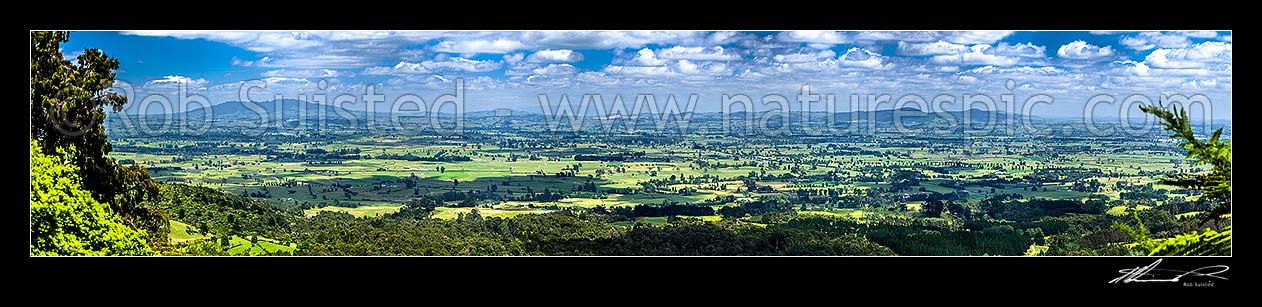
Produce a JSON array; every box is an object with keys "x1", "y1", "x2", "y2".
[{"x1": 114, "y1": 117, "x2": 1208, "y2": 235}]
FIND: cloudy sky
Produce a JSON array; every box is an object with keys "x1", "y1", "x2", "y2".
[{"x1": 63, "y1": 30, "x2": 1231, "y2": 119}]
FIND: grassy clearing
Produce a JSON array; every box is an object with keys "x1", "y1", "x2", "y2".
[
  {"x1": 168, "y1": 220, "x2": 295, "y2": 255},
  {"x1": 799, "y1": 209, "x2": 868, "y2": 220},
  {"x1": 304, "y1": 204, "x2": 404, "y2": 218},
  {"x1": 225, "y1": 235, "x2": 295, "y2": 255},
  {"x1": 168, "y1": 220, "x2": 209, "y2": 243},
  {"x1": 1107, "y1": 205, "x2": 1129, "y2": 216},
  {"x1": 1176, "y1": 211, "x2": 1203, "y2": 219},
  {"x1": 430, "y1": 207, "x2": 554, "y2": 220},
  {"x1": 635, "y1": 216, "x2": 669, "y2": 225},
  {"x1": 677, "y1": 215, "x2": 722, "y2": 222}
]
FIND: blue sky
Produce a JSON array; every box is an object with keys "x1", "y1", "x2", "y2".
[{"x1": 62, "y1": 31, "x2": 1231, "y2": 119}]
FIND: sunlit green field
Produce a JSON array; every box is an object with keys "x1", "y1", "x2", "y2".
[
  {"x1": 168, "y1": 220, "x2": 209, "y2": 243},
  {"x1": 304, "y1": 204, "x2": 404, "y2": 218},
  {"x1": 431, "y1": 207, "x2": 555, "y2": 219},
  {"x1": 225, "y1": 236, "x2": 295, "y2": 255},
  {"x1": 167, "y1": 220, "x2": 295, "y2": 255}
]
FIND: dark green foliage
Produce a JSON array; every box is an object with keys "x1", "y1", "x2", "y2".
[
  {"x1": 462, "y1": 195, "x2": 479, "y2": 207},
  {"x1": 921, "y1": 199, "x2": 945, "y2": 217},
  {"x1": 1112, "y1": 212, "x2": 1229, "y2": 256},
  {"x1": 387, "y1": 196, "x2": 442, "y2": 219},
  {"x1": 1111, "y1": 213, "x2": 1157, "y2": 252},
  {"x1": 717, "y1": 206, "x2": 748, "y2": 219},
  {"x1": 492, "y1": 213, "x2": 623, "y2": 255},
  {"x1": 1016, "y1": 220, "x2": 1071, "y2": 236},
  {"x1": 1139, "y1": 102, "x2": 1231, "y2": 219},
  {"x1": 740, "y1": 196, "x2": 793, "y2": 215},
  {"x1": 287, "y1": 211, "x2": 895, "y2": 256},
  {"x1": 1080, "y1": 195, "x2": 1111, "y2": 215},
  {"x1": 292, "y1": 212, "x2": 526, "y2": 256},
  {"x1": 627, "y1": 204, "x2": 715, "y2": 217},
  {"x1": 607, "y1": 219, "x2": 894, "y2": 256},
  {"x1": 779, "y1": 215, "x2": 1032, "y2": 256},
  {"x1": 1095, "y1": 102, "x2": 1233, "y2": 256},
  {"x1": 759, "y1": 210, "x2": 799, "y2": 224},
  {"x1": 156, "y1": 183, "x2": 300, "y2": 239},
  {"x1": 1148, "y1": 226, "x2": 1231, "y2": 256},
  {"x1": 863, "y1": 225, "x2": 1031, "y2": 256},
  {"x1": 945, "y1": 201, "x2": 971, "y2": 219},
  {"x1": 1031, "y1": 211, "x2": 1209, "y2": 256},
  {"x1": 175, "y1": 238, "x2": 230, "y2": 256},
  {"x1": 983, "y1": 197, "x2": 1101, "y2": 222}
]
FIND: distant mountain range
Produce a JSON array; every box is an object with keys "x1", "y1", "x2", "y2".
[
  {"x1": 182, "y1": 99, "x2": 368, "y2": 120},
  {"x1": 172, "y1": 100, "x2": 525, "y2": 120},
  {"x1": 717, "y1": 107, "x2": 1035, "y2": 123},
  {"x1": 107, "y1": 100, "x2": 1230, "y2": 125},
  {"x1": 107, "y1": 99, "x2": 1060, "y2": 125}
]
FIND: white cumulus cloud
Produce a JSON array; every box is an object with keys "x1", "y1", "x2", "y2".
[
  {"x1": 989, "y1": 42, "x2": 1046, "y2": 58},
  {"x1": 838, "y1": 48, "x2": 892, "y2": 70},
  {"x1": 1181, "y1": 31, "x2": 1219, "y2": 38},
  {"x1": 776, "y1": 31, "x2": 850, "y2": 48},
  {"x1": 363, "y1": 57, "x2": 503, "y2": 75},
  {"x1": 1120, "y1": 32, "x2": 1192, "y2": 50},
  {"x1": 526, "y1": 49, "x2": 584, "y2": 63},
  {"x1": 656, "y1": 46, "x2": 739, "y2": 61},
  {"x1": 144, "y1": 75, "x2": 209, "y2": 89},
  {"x1": 853, "y1": 31, "x2": 940, "y2": 43},
  {"x1": 940, "y1": 31, "x2": 1014, "y2": 44},
  {"x1": 260, "y1": 69, "x2": 345, "y2": 78},
  {"x1": 123, "y1": 31, "x2": 321, "y2": 53},
  {"x1": 897, "y1": 41, "x2": 967, "y2": 56},
  {"x1": 930, "y1": 44, "x2": 1021, "y2": 66},
  {"x1": 431, "y1": 38, "x2": 526, "y2": 54},
  {"x1": 966, "y1": 65, "x2": 1064, "y2": 75},
  {"x1": 773, "y1": 49, "x2": 836, "y2": 63},
  {"x1": 520, "y1": 31, "x2": 710, "y2": 49},
  {"x1": 626, "y1": 48, "x2": 666, "y2": 66},
  {"x1": 675, "y1": 60, "x2": 733, "y2": 76},
  {"x1": 1057, "y1": 40, "x2": 1115, "y2": 60},
  {"x1": 530, "y1": 63, "x2": 579, "y2": 76},
  {"x1": 602, "y1": 65, "x2": 680, "y2": 78},
  {"x1": 1143, "y1": 41, "x2": 1232, "y2": 69}
]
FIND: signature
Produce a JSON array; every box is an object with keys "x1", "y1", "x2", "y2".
[{"x1": 1110, "y1": 259, "x2": 1229, "y2": 284}]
